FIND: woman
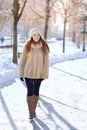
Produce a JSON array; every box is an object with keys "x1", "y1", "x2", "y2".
[{"x1": 18, "y1": 27, "x2": 50, "y2": 120}]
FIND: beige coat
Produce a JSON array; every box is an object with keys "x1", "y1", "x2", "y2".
[{"x1": 19, "y1": 42, "x2": 49, "y2": 79}]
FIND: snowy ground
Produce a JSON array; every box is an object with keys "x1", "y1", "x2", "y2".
[{"x1": 0, "y1": 39, "x2": 87, "y2": 130}]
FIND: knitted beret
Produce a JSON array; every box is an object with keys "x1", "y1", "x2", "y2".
[{"x1": 29, "y1": 27, "x2": 41, "y2": 38}]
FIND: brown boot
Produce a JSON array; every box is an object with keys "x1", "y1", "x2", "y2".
[
  {"x1": 27, "y1": 96, "x2": 34, "y2": 119},
  {"x1": 33, "y1": 95, "x2": 39, "y2": 117}
]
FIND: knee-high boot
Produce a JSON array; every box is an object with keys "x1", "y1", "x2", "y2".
[
  {"x1": 27, "y1": 96, "x2": 34, "y2": 119},
  {"x1": 34, "y1": 95, "x2": 39, "y2": 117}
]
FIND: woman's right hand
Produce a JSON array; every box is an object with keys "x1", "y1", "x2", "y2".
[{"x1": 20, "y1": 77, "x2": 24, "y2": 81}]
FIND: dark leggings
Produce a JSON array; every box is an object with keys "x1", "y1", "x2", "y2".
[{"x1": 25, "y1": 78, "x2": 43, "y2": 96}]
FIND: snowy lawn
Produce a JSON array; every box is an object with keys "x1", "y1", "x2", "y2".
[{"x1": 0, "y1": 39, "x2": 87, "y2": 130}]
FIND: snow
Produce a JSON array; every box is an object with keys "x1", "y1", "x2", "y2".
[{"x1": 0, "y1": 39, "x2": 87, "y2": 130}]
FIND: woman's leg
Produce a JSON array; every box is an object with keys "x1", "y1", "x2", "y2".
[
  {"x1": 25, "y1": 78, "x2": 34, "y2": 119},
  {"x1": 33, "y1": 79, "x2": 42, "y2": 117},
  {"x1": 25, "y1": 78, "x2": 34, "y2": 96}
]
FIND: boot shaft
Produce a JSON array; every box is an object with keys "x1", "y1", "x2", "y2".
[
  {"x1": 27, "y1": 96, "x2": 34, "y2": 119},
  {"x1": 33, "y1": 95, "x2": 39, "y2": 117}
]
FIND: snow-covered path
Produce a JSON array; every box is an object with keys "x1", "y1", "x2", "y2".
[
  {"x1": 0, "y1": 58, "x2": 87, "y2": 130},
  {"x1": 0, "y1": 39, "x2": 87, "y2": 130}
]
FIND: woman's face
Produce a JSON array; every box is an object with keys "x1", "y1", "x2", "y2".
[{"x1": 32, "y1": 33, "x2": 40, "y2": 42}]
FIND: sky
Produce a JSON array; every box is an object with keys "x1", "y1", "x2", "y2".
[{"x1": 0, "y1": 38, "x2": 87, "y2": 130}]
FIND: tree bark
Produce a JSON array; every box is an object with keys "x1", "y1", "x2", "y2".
[
  {"x1": 44, "y1": 0, "x2": 50, "y2": 40},
  {"x1": 13, "y1": 20, "x2": 18, "y2": 63},
  {"x1": 63, "y1": 21, "x2": 66, "y2": 53},
  {"x1": 12, "y1": 0, "x2": 27, "y2": 64}
]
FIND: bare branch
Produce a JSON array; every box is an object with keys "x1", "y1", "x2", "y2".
[
  {"x1": 18, "y1": 0, "x2": 27, "y2": 20},
  {"x1": 50, "y1": 0, "x2": 58, "y2": 10},
  {"x1": 28, "y1": 5, "x2": 44, "y2": 19}
]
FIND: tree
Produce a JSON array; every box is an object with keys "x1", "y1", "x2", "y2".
[
  {"x1": 69, "y1": 0, "x2": 87, "y2": 50},
  {"x1": 44, "y1": 0, "x2": 58, "y2": 39},
  {"x1": 44, "y1": 0, "x2": 51, "y2": 39},
  {"x1": 77, "y1": 0, "x2": 87, "y2": 51},
  {"x1": 12, "y1": 0, "x2": 27, "y2": 64},
  {"x1": 0, "y1": 0, "x2": 12, "y2": 32},
  {"x1": 26, "y1": 0, "x2": 57, "y2": 39},
  {"x1": 55, "y1": 0, "x2": 79, "y2": 53}
]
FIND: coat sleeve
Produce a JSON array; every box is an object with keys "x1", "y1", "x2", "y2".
[
  {"x1": 42, "y1": 53, "x2": 49, "y2": 79},
  {"x1": 18, "y1": 45, "x2": 27, "y2": 77}
]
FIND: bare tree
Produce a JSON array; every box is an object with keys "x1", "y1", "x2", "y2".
[
  {"x1": 0, "y1": 1, "x2": 12, "y2": 32},
  {"x1": 44, "y1": 0, "x2": 58, "y2": 39},
  {"x1": 44, "y1": 0, "x2": 51, "y2": 39},
  {"x1": 77, "y1": 0, "x2": 87, "y2": 51},
  {"x1": 12, "y1": 0, "x2": 27, "y2": 64},
  {"x1": 25, "y1": 0, "x2": 57, "y2": 39},
  {"x1": 55, "y1": 0, "x2": 79, "y2": 53}
]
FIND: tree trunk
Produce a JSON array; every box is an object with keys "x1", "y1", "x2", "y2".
[
  {"x1": 62, "y1": 22, "x2": 66, "y2": 53},
  {"x1": 44, "y1": 0, "x2": 50, "y2": 40},
  {"x1": 13, "y1": 21, "x2": 18, "y2": 63},
  {"x1": 12, "y1": 0, "x2": 27, "y2": 64},
  {"x1": 44, "y1": 15, "x2": 49, "y2": 40},
  {"x1": 72, "y1": 30, "x2": 76, "y2": 43},
  {"x1": 12, "y1": 0, "x2": 19, "y2": 64}
]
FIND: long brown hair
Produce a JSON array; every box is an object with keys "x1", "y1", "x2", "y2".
[{"x1": 25, "y1": 37, "x2": 50, "y2": 55}]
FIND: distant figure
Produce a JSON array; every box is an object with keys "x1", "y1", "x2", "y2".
[
  {"x1": 0, "y1": 37, "x2": 4, "y2": 43},
  {"x1": 18, "y1": 27, "x2": 50, "y2": 120}
]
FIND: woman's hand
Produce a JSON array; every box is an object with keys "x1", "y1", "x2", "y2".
[{"x1": 20, "y1": 77, "x2": 24, "y2": 81}]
